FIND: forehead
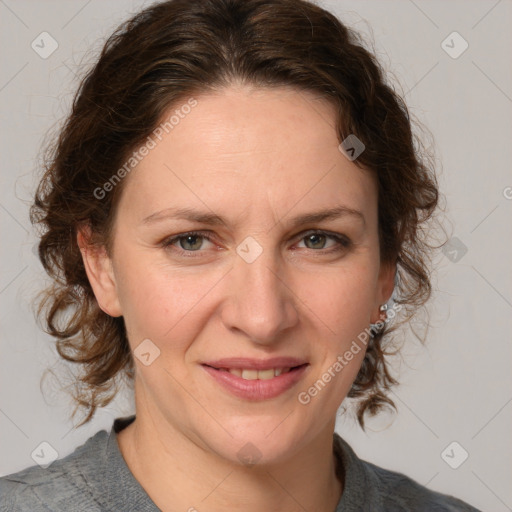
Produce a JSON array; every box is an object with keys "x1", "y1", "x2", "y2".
[
  {"x1": 117, "y1": 85, "x2": 377, "y2": 225},
  {"x1": 167, "y1": 85, "x2": 341, "y2": 162}
]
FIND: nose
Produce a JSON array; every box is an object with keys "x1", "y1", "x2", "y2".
[{"x1": 221, "y1": 245, "x2": 299, "y2": 346}]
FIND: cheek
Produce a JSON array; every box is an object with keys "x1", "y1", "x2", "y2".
[
  {"x1": 296, "y1": 263, "x2": 377, "y2": 335},
  {"x1": 115, "y1": 256, "x2": 216, "y2": 346},
  {"x1": 296, "y1": 264, "x2": 376, "y2": 393}
]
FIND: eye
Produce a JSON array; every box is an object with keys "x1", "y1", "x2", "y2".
[
  {"x1": 295, "y1": 230, "x2": 351, "y2": 252},
  {"x1": 162, "y1": 231, "x2": 215, "y2": 256}
]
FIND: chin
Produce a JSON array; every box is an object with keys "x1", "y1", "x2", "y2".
[{"x1": 207, "y1": 418, "x2": 304, "y2": 466}]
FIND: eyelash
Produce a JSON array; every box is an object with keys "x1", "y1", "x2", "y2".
[{"x1": 161, "y1": 230, "x2": 351, "y2": 258}]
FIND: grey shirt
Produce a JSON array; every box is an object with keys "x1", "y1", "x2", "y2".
[{"x1": 1, "y1": 415, "x2": 481, "y2": 511}]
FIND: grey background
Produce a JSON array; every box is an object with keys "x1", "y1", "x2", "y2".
[{"x1": 1, "y1": 0, "x2": 511, "y2": 510}]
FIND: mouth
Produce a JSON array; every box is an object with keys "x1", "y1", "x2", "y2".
[
  {"x1": 201, "y1": 359, "x2": 310, "y2": 401},
  {"x1": 203, "y1": 364, "x2": 308, "y2": 380}
]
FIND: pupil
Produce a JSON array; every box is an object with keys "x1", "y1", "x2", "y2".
[
  {"x1": 182, "y1": 235, "x2": 202, "y2": 250},
  {"x1": 307, "y1": 234, "x2": 325, "y2": 249}
]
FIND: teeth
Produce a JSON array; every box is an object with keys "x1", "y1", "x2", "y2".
[
  {"x1": 257, "y1": 369, "x2": 275, "y2": 380},
  {"x1": 241, "y1": 369, "x2": 259, "y2": 380},
  {"x1": 227, "y1": 367, "x2": 292, "y2": 380}
]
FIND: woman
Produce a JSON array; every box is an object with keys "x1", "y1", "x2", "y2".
[{"x1": 0, "y1": 0, "x2": 481, "y2": 510}]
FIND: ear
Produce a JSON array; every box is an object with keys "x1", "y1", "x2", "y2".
[
  {"x1": 77, "y1": 227, "x2": 122, "y2": 317},
  {"x1": 370, "y1": 259, "x2": 396, "y2": 324}
]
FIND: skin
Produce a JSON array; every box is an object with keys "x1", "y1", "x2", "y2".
[{"x1": 79, "y1": 84, "x2": 395, "y2": 512}]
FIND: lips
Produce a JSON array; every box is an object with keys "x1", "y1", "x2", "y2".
[{"x1": 201, "y1": 357, "x2": 310, "y2": 400}]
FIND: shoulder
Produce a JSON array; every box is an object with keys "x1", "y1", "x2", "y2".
[
  {"x1": 333, "y1": 433, "x2": 481, "y2": 512},
  {"x1": 0, "y1": 430, "x2": 109, "y2": 512},
  {"x1": 0, "y1": 465, "x2": 62, "y2": 512},
  {"x1": 366, "y1": 460, "x2": 480, "y2": 511}
]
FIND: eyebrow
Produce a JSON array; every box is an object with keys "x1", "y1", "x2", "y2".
[{"x1": 141, "y1": 205, "x2": 365, "y2": 228}]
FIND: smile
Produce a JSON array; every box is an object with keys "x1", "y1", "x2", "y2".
[
  {"x1": 217, "y1": 367, "x2": 292, "y2": 379},
  {"x1": 201, "y1": 363, "x2": 309, "y2": 400}
]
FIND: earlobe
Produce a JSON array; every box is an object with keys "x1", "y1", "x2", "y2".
[
  {"x1": 77, "y1": 228, "x2": 122, "y2": 317},
  {"x1": 371, "y1": 260, "x2": 397, "y2": 323}
]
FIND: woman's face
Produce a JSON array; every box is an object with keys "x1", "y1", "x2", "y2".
[{"x1": 85, "y1": 85, "x2": 395, "y2": 464}]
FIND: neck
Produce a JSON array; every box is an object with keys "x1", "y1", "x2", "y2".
[{"x1": 117, "y1": 409, "x2": 343, "y2": 512}]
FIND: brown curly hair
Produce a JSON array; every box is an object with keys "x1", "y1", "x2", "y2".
[{"x1": 31, "y1": 0, "x2": 443, "y2": 429}]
